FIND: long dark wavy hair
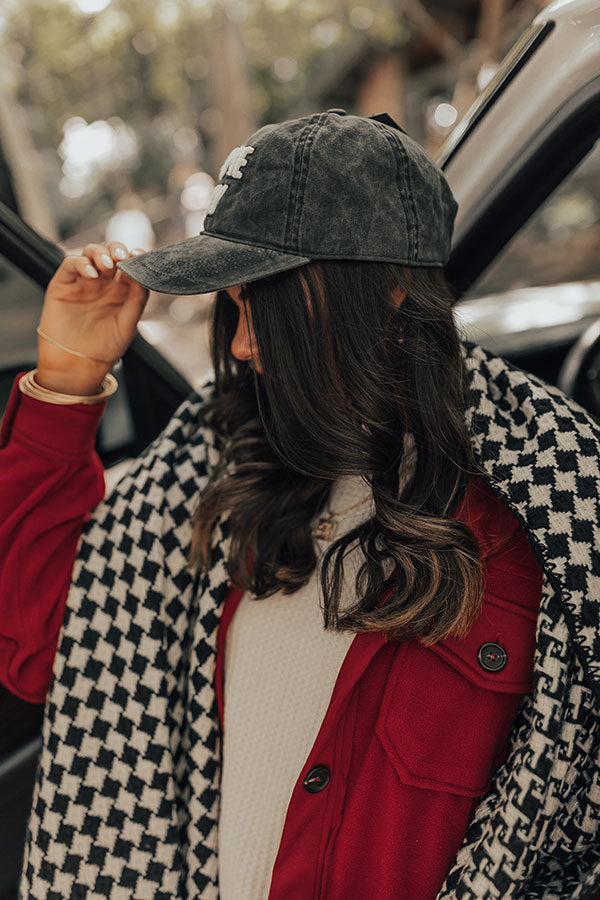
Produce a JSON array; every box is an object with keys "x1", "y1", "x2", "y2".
[{"x1": 190, "y1": 259, "x2": 488, "y2": 645}]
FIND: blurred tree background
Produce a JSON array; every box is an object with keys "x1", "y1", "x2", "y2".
[{"x1": 0, "y1": 0, "x2": 551, "y2": 249}]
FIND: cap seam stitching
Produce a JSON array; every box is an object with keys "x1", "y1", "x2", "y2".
[
  {"x1": 132, "y1": 251, "x2": 311, "y2": 281},
  {"x1": 283, "y1": 141, "x2": 301, "y2": 250},
  {"x1": 393, "y1": 130, "x2": 418, "y2": 261},
  {"x1": 201, "y1": 230, "x2": 310, "y2": 257},
  {"x1": 373, "y1": 122, "x2": 418, "y2": 260},
  {"x1": 189, "y1": 228, "x2": 444, "y2": 262},
  {"x1": 130, "y1": 259, "x2": 312, "y2": 290},
  {"x1": 287, "y1": 116, "x2": 324, "y2": 253},
  {"x1": 284, "y1": 129, "x2": 308, "y2": 251},
  {"x1": 129, "y1": 236, "x2": 444, "y2": 272},
  {"x1": 400, "y1": 136, "x2": 419, "y2": 259}
]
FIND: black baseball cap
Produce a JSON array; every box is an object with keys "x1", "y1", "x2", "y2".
[{"x1": 116, "y1": 110, "x2": 458, "y2": 294}]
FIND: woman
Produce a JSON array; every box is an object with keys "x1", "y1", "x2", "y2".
[{"x1": 1, "y1": 111, "x2": 599, "y2": 899}]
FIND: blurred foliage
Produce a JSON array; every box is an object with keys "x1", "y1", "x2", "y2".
[
  {"x1": 1, "y1": 0, "x2": 553, "y2": 244},
  {"x1": 0, "y1": 0, "x2": 408, "y2": 238},
  {"x1": 2, "y1": 0, "x2": 407, "y2": 129}
]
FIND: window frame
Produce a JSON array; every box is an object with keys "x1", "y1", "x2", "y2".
[{"x1": 445, "y1": 75, "x2": 600, "y2": 298}]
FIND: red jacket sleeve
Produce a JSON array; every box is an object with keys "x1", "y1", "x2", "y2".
[{"x1": 0, "y1": 374, "x2": 107, "y2": 703}]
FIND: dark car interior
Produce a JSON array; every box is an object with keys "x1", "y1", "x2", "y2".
[{"x1": 1, "y1": 73, "x2": 600, "y2": 897}]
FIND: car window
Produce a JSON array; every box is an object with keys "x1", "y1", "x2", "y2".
[
  {"x1": 465, "y1": 137, "x2": 600, "y2": 297},
  {"x1": 437, "y1": 20, "x2": 554, "y2": 170},
  {"x1": 0, "y1": 253, "x2": 43, "y2": 414}
]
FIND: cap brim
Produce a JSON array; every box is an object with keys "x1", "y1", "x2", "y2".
[{"x1": 116, "y1": 232, "x2": 311, "y2": 295}]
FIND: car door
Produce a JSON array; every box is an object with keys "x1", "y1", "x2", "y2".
[
  {"x1": 0, "y1": 198, "x2": 193, "y2": 899},
  {"x1": 439, "y1": 7, "x2": 600, "y2": 412},
  {"x1": 442, "y1": 9, "x2": 600, "y2": 293}
]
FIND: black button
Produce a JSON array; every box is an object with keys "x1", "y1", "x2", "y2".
[
  {"x1": 303, "y1": 765, "x2": 330, "y2": 793},
  {"x1": 477, "y1": 642, "x2": 508, "y2": 672},
  {"x1": 327, "y1": 108, "x2": 347, "y2": 115}
]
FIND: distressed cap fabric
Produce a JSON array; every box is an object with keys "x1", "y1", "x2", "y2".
[{"x1": 117, "y1": 110, "x2": 458, "y2": 295}]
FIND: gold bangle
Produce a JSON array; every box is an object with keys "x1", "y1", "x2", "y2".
[
  {"x1": 36, "y1": 326, "x2": 116, "y2": 365},
  {"x1": 18, "y1": 369, "x2": 118, "y2": 405}
]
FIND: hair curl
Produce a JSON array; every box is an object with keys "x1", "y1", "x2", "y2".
[{"x1": 190, "y1": 260, "x2": 489, "y2": 645}]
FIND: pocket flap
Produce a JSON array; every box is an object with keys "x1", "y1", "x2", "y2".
[
  {"x1": 428, "y1": 594, "x2": 537, "y2": 693},
  {"x1": 376, "y1": 595, "x2": 537, "y2": 798}
]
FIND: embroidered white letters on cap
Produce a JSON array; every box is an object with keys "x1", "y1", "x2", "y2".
[
  {"x1": 207, "y1": 184, "x2": 228, "y2": 216},
  {"x1": 207, "y1": 145, "x2": 255, "y2": 217},
  {"x1": 219, "y1": 145, "x2": 255, "y2": 179}
]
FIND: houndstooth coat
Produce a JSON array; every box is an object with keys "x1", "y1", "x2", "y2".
[{"x1": 19, "y1": 342, "x2": 600, "y2": 899}]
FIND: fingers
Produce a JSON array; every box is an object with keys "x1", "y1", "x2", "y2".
[
  {"x1": 114, "y1": 247, "x2": 146, "y2": 285},
  {"x1": 59, "y1": 254, "x2": 101, "y2": 282},
  {"x1": 61, "y1": 243, "x2": 147, "y2": 284},
  {"x1": 80, "y1": 242, "x2": 131, "y2": 276}
]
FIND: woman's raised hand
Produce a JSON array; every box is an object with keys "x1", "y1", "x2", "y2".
[{"x1": 37, "y1": 242, "x2": 151, "y2": 395}]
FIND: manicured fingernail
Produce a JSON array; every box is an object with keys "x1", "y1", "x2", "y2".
[
  {"x1": 114, "y1": 247, "x2": 127, "y2": 259},
  {"x1": 100, "y1": 253, "x2": 113, "y2": 268},
  {"x1": 131, "y1": 248, "x2": 145, "y2": 255},
  {"x1": 85, "y1": 265, "x2": 99, "y2": 278}
]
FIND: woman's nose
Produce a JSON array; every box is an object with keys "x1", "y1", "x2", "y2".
[{"x1": 230, "y1": 313, "x2": 254, "y2": 363}]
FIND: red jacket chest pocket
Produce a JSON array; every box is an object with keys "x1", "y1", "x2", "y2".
[{"x1": 376, "y1": 595, "x2": 537, "y2": 798}]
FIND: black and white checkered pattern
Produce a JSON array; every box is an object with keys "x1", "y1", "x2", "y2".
[{"x1": 19, "y1": 343, "x2": 600, "y2": 898}]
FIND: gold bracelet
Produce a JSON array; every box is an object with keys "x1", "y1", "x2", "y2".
[
  {"x1": 18, "y1": 369, "x2": 118, "y2": 405},
  {"x1": 36, "y1": 326, "x2": 116, "y2": 365}
]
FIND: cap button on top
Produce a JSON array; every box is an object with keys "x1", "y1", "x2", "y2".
[
  {"x1": 477, "y1": 642, "x2": 508, "y2": 672},
  {"x1": 303, "y1": 765, "x2": 330, "y2": 793},
  {"x1": 327, "y1": 108, "x2": 347, "y2": 115}
]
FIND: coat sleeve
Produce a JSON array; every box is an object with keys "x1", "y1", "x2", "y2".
[{"x1": 0, "y1": 374, "x2": 106, "y2": 703}]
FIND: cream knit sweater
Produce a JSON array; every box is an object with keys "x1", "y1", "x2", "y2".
[{"x1": 218, "y1": 474, "x2": 375, "y2": 900}]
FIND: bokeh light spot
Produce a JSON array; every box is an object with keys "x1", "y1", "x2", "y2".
[
  {"x1": 132, "y1": 30, "x2": 158, "y2": 54},
  {"x1": 272, "y1": 57, "x2": 298, "y2": 82},
  {"x1": 311, "y1": 20, "x2": 342, "y2": 48},
  {"x1": 433, "y1": 102, "x2": 458, "y2": 128},
  {"x1": 350, "y1": 6, "x2": 374, "y2": 29},
  {"x1": 70, "y1": 0, "x2": 111, "y2": 12}
]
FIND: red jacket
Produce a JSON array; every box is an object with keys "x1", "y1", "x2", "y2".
[{"x1": 0, "y1": 375, "x2": 542, "y2": 899}]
